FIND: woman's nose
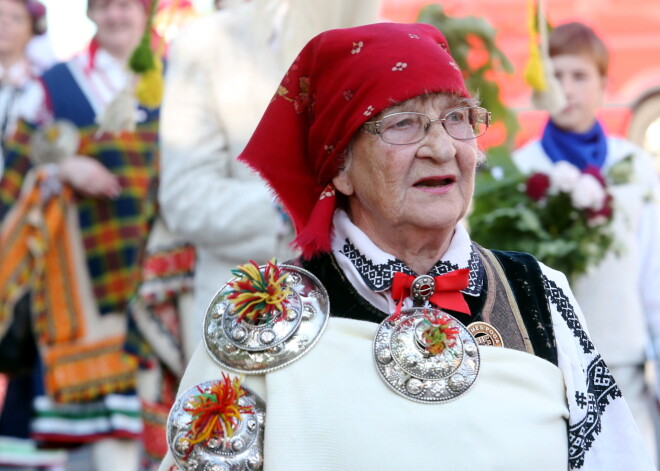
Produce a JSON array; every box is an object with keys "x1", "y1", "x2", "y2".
[{"x1": 416, "y1": 121, "x2": 456, "y2": 162}]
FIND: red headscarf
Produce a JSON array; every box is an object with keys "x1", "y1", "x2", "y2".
[{"x1": 239, "y1": 22, "x2": 470, "y2": 259}]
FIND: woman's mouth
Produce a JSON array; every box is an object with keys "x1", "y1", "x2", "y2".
[{"x1": 414, "y1": 176, "x2": 456, "y2": 188}]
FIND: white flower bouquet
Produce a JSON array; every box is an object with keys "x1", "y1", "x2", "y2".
[{"x1": 469, "y1": 159, "x2": 618, "y2": 282}]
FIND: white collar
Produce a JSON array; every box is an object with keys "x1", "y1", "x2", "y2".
[
  {"x1": 91, "y1": 48, "x2": 125, "y2": 73},
  {"x1": 68, "y1": 47, "x2": 131, "y2": 116},
  {"x1": 331, "y1": 209, "x2": 483, "y2": 296},
  {"x1": 0, "y1": 59, "x2": 34, "y2": 88}
]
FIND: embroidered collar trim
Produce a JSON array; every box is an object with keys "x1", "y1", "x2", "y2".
[{"x1": 331, "y1": 210, "x2": 483, "y2": 296}]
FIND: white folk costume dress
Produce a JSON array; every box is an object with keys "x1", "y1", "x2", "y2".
[
  {"x1": 159, "y1": 209, "x2": 654, "y2": 471},
  {"x1": 514, "y1": 132, "x2": 660, "y2": 458},
  {"x1": 0, "y1": 45, "x2": 158, "y2": 452},
  {"x1": 158, "y1": 0, "x2": 381, "y2": 358}
]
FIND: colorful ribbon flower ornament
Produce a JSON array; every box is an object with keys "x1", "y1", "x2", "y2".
[
  {"x1": 421, "y1": 311, "x2": 460, "y2": 356},
  {"x1": 183, "y1": 373, "x2": 254, "y2": 451},
  {"x1": 226, "y1": 259, "x2": 291, "y2": 324}
]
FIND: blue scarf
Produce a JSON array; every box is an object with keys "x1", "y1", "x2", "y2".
[{"x1": 540, "y1": 120, "x2": 608, "y2": 170}]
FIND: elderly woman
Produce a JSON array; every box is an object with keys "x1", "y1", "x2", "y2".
[{"x1": 159, "y1": 23, "x2": 653, "y2": 471}]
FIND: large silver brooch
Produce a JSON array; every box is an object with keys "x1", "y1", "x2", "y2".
[
  {"x1": 204, "y1": 261, "x2": 330, "y2": 374},
  {"x1": 373, "y1": 308, "x2": 480, "y2": 403},
  {"x1": 167, "y1": 378, "x2": 265, "y2": 470}
]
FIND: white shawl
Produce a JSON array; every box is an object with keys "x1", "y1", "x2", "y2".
[{"x1": 159, "y1": 211, "x2": 654, "y2": 470}]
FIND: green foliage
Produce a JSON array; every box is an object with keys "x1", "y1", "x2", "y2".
[{"x1": 417, "y1": 4, "x2": 519, "y2": 148}]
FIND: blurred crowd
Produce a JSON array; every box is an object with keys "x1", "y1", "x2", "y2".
[
  {"x1": 0, "y1": 0, "x2": 659, "y2": 470},
  {"x1": 0, "y1": 0, "x2": 381, "y2": 469}
]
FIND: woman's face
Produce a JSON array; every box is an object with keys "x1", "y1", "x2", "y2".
[
  {"x1": 0, "y1": 0, "x2": 33, "y2": 61},
  {"x1": 87, "y1": 0, "x2": 147, "y2": 59},
  {"x1": 332, "y1": 93, "x2": 480, "y2": 247}
]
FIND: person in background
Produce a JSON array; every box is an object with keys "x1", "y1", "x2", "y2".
[
  {"x1": 513, "y1": 22, "x2": 660, "y2": 462},
  {"x1": 0, "y1": 0, "x2": 159, "y2": 469},
  {"x1": 158, "y1": 0, "x2": 381, "y2": 360},
  {"x1": 24, "y1": 31, "x2": 56, "y2": 76},
  {"x1": 158, "y1": 22, "x2": 653, "y2": 471},
  {"x1": 0, "y1": 0, "x2": 48, "y2": 175}
]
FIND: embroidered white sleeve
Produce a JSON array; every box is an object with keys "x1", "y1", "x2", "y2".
[{"x1": 539, "y1": 263, "x2": 655, "y2": 470}]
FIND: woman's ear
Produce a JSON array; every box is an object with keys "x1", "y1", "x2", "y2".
[{"x1": 332, "y1": 168, "x2": 354, "y2": 196}]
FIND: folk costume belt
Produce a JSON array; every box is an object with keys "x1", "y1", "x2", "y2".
[{"x1": 471, "y1": 246, "x2": 534, "y2": 354}]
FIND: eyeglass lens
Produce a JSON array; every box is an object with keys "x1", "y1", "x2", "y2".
[{"x1": 379, "y1": 108, "x2": 488, "y2": 144}]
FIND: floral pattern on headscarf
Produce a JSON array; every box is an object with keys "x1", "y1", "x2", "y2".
[{"x1": 239, "y1": 23, "x2": 470, "y2": 258}]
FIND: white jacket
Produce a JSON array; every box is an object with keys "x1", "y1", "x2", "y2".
[{"x1": 159, "y1": 1, "x2": 381, "y2": 356}]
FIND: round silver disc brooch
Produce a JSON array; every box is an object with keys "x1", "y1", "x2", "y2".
[
  {"x1": 167, "y1": 380, "x2": 266, "y2": 471},
  {"x1": 373, "y1": 307, "x2": 481, "y2": 403},
  {"x1": 204, "y1": 264, "x2": 330, "y2": 374}
]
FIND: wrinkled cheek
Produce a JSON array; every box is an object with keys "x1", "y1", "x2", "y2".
[
  {"x1": 462, "y1": 160, "x2": 477, "y2": 192},
  {"x1": 462, "y1": 180, "x2": 476, "y2": 214}
]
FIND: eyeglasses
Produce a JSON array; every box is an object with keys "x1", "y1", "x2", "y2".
[{"x1": 363, "y1": 106, "x2": 491, "y2": 145}]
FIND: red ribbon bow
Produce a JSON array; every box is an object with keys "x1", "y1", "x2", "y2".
[{"x1": 390, "y1": 268, "x2": 471, "y2": 320}]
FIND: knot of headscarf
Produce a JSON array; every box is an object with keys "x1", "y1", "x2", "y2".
[{"x1": 390, "y1": 268, "x2": 471, "y2": 321}]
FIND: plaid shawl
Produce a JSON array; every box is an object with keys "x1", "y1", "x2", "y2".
[
  {"x1": 0, "y1": 167, "x2": 139, "y2": 402},
  {"x1": 1, "y1": 119, "x2": 158, "y2": 315}
]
